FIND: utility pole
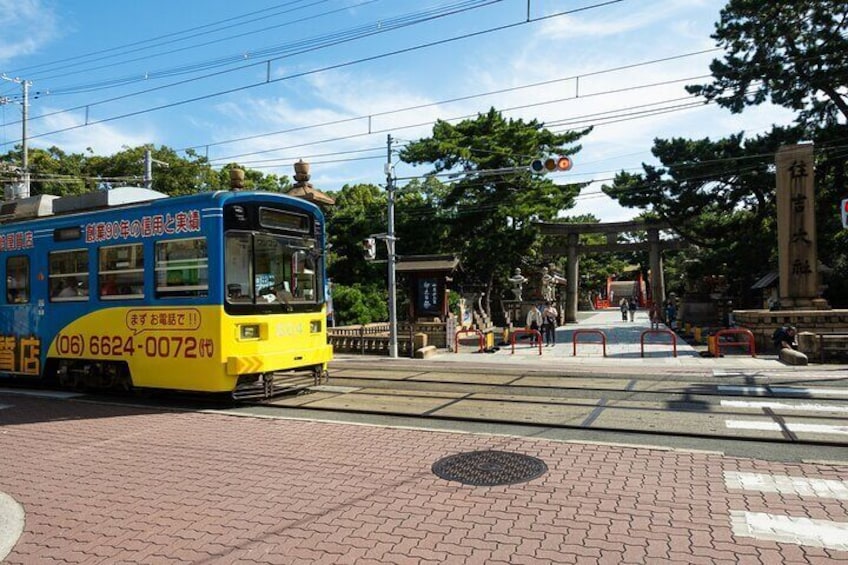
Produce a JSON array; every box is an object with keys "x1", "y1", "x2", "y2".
[
  {"x1": 385, "y1": 134, "x2": 399, "y2": 358},
  {"x1": 143, "y1": 148, "x2": 169, "y2": 189},
  {"x1": 21, "y1": 80, "x2": 29, "y2": 196},
  {"x1": 1, "y1": 75, "x2": 32, "y2": 199}
]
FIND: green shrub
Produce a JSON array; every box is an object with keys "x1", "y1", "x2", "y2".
[{"x1": 331, "y1": 283, "x2": 388, "y2": 325}]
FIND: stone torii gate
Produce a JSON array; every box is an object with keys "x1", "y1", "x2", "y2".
[{"x1": 536, "y1": 220, "x2": 686, "y2": 323}]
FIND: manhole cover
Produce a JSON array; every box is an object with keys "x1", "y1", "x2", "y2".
[{"x1": 432, "y1": 450, "x2": 547, "y2": 486}]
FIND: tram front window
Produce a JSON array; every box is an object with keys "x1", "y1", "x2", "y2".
[{"x1": 225, "y1": 232, "x2": 322, "y2": 310}]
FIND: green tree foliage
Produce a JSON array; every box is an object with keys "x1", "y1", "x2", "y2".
[
  {"x1": 605, "y1": 1, "x2": 848, "y2": 306},
  {"x1": 321, "y1": 177, "x2": 449, "y2": 324},
  {"x1": 399, "y1": 108, "x2": 589, "y2": 313},
  {"x1": 687, "y1": 0, "x2": 848, "y2": 128},
  {"x1": 323, "y1": 183, "x2": 387, "y2": 288},
  {"x1": 330, "y1": 283, "x2": 388, "y2": 326},
  {"x1": 395, "y1": 176, "x2": 451, "y2": 256},
  {"x1": 0, "y1": 144, "x2": 289, "y2": 197}
]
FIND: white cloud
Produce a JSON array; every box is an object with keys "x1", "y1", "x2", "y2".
[
  {"x1": 33, "y1": 107, "x2": 153, "y2": 155},
  {"x1": 0, "y1": 0, "x2": 60, "y2": 63}
]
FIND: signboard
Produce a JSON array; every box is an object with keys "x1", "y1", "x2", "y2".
[
  {"x1": 775, "y1": 144, "x2": 819, "y2": 303},
  {"x1": 416, "y1": 278, "x2": 442, "y2": 316}
]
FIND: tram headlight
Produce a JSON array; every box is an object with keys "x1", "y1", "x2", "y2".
[{"x1": 240, "y1": 324, "x2": 261, "y2": 339}]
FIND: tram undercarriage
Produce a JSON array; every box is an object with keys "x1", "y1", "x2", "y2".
[
  {"x1": 45, "y1": 358, "x2": 327, "y2": 400},
  {"x1": 233, "y1": 366, "x2": 328, "y2": 400},
  {"x1": 51, "y1": 359, "x2": 133, "y2": 391}
]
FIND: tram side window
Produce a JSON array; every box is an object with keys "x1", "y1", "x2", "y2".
[
  {"x1": 99, "y1": 243, "x2": 144, "y2": 299},
  {"x1": 49, "y1": 249, "x2": 89, "y2": 302},
  {"x1": 155, "y1": 237, "x2": 208, "y2": 299},
  {"x1": 6, "y1": 256, "x2": 29, "y2": 304}
]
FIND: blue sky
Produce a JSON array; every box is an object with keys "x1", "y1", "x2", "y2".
[{"x1": 0, "y1": 0, "x2": 794, "y2": 221}]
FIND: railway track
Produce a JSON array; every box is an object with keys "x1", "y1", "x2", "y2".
[
  {"x1": 6, "y1": 360, "x2": 845, "y2": 462},
  {"x1": 256, "y1": 362, "x2": 848, "y2": 448}
]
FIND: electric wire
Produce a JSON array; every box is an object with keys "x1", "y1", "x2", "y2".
[
  {"x1": 2, "y1": 0, "x2": 624, "y2": 139},
  {"x1": 38, "y1": 0, "x2": 496, "y2": 92},
  {"x1": 8, "y1": 0, "x2": 328, "y2": 75}
]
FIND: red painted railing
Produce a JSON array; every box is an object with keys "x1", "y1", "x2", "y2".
[
  {"x1": 572, "y1": 329, "x2": 607, "y2": 357},
  {"x1": 454, "y1": 329, "x2": 484, "y2": 353},
  {"x1": 511, "y1": 329, "x2": 542, "y2": 355},
  {"x1": 710, "y1": 328, "x2": 757, "y2": 357},
  {"x1": 640, "y1": 329, "x2": 677, "y2": 357}
]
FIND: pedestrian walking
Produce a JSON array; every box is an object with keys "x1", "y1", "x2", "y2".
[
  {"x1": 526, "y1": 305, "x2": 542, "y2": 345},
  {"x1": 649, "y1": 302, "x2": 662, "y2": 329},
  {"x1": 619, "y1": 298, "x2": 628, "y2": 321},
  {"x1": 541, "y1": 301, "x2": 558, "y2": 346},
  {"x1": 665, "y1": 299, "x2": 677, "y2": 329},
  {"x1": 628, "y1": 297, "x2": 637, "y2": 322}
]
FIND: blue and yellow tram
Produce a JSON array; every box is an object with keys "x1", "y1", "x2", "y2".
[{"x1": 0, "y1": 186, "x2": 332, "y2": 398}]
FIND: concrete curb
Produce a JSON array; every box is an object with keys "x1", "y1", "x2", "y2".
[{"x1": 0, "y1": 491, "x2": 24, "y2": 562}]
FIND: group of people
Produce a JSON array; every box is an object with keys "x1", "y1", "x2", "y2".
[
  {"x1": 525, "y1": 301, "x2": 559, "y2": 346},
  {"x1": 618, "y1": 297, "x2": 638, "y2": 322},
  {"x1": 619, "y1": 297, "x2": 678, "y2": 328},
  {"x1": 522, "y1": 293, "x2": 800, "y2": 354}
]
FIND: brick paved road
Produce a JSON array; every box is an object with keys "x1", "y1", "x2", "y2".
[{"x1": 1, "y1": 394, "x2": 847, "y2": 564}]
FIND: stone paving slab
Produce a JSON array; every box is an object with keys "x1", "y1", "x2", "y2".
[
  {"x1": 427, "y1": 308, "x2": 834, "y2": 372},
  {"x1": 1, "y1": 394, "x2": 847, "y2": 564}
]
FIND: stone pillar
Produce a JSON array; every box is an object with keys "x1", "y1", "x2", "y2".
[
  {"x1": 648, "y1": 228, "x2": 665, "y2": 306},
  {"x1": 775, "y1": 143, "x2": 827, "y2": 309},
  {"x1": 566, "y1": 233, "x2": 579, "y2": 323}
]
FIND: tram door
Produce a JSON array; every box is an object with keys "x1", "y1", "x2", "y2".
[{"x1": 1, "y1": 254, "x2": 42, "y2": 377}]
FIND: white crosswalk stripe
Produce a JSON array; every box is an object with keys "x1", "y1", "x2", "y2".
[
  {"x1": 721, "y1": 399, "x2": 848, "y2": 413},
  {"x1": 0, "y1": 404, "x2": 10, "y2": 410},
  {"x1": 729, "y1": 511, "x2": 848, "y2": 551},
  {"x1": 725, "y1": 420, "x2": 848, "y2": 435},
  {"x1": 718, "y1": 385, "x2": 848, "y2": 397},
  {"x1": 725, "y1": 472, "x2": 848, "y2": 500},
  {"x1": 726, "y1": 471, "x2": 848, "y2": 551}
]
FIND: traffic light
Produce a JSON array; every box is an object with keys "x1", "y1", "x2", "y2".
[
  {"x1": 362, "y1": 237, "x2": 376, "y2": 260},
  {"x1": 530, "y1": 155, "x2": 573, "y2": 174},
  {"x1": 842, "y1": 198, "x2": 848, "y2": 229}
]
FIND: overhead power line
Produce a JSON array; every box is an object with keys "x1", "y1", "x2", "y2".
[
  {"x1": 1, "y1": 0, "x2": 625, "y2": 142},
  {"x1": 10, "y1": 0, "x2": 338, "y2": 77},
  {"x1": 37, "y1": 0, "x2": 495, "y2": 93},
  {"x1": 204, "y1": 78, "x2": 718, "y2": 165},
  {"x1": 187, "y1": 60, "x2": 718, "y2": 156}
]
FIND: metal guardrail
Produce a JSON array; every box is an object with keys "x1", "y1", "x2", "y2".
[
  {"x1": 708, "y1": 328, "x2": 756, "y2": 357},
  {"x1": 572, "y1": 329, "x2": 607, "y2": 357},
  {"x1": 455, "y1": 329, "x2": 484, "y2": 353},
  {"x1": 640, "y1": 329, "x2": 677, "y2": 357},
  {"x1": 510, "y1": 329, "x2": 542, "y2": 355}
]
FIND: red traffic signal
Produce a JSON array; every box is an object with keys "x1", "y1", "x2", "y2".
[{"x1": 530, "y1": 155, "x2": 573, "y2": 174}]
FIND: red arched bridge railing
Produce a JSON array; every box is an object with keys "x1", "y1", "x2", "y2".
[
  {"x1": 640, "y1": 329, "x2": 677, "y2": 357},
  {"x1": 572, "y1": 329, "x2": 607, "y2": 357},
  {"x1": 511, "y1": 329, "x2": 542, "y2": 355},
  {"x1": 454, "y1": 329, "x2": 484, "y2": 353},
  {"x1": 709, "y1": 328, "x2": 757, "y2": 358}
]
